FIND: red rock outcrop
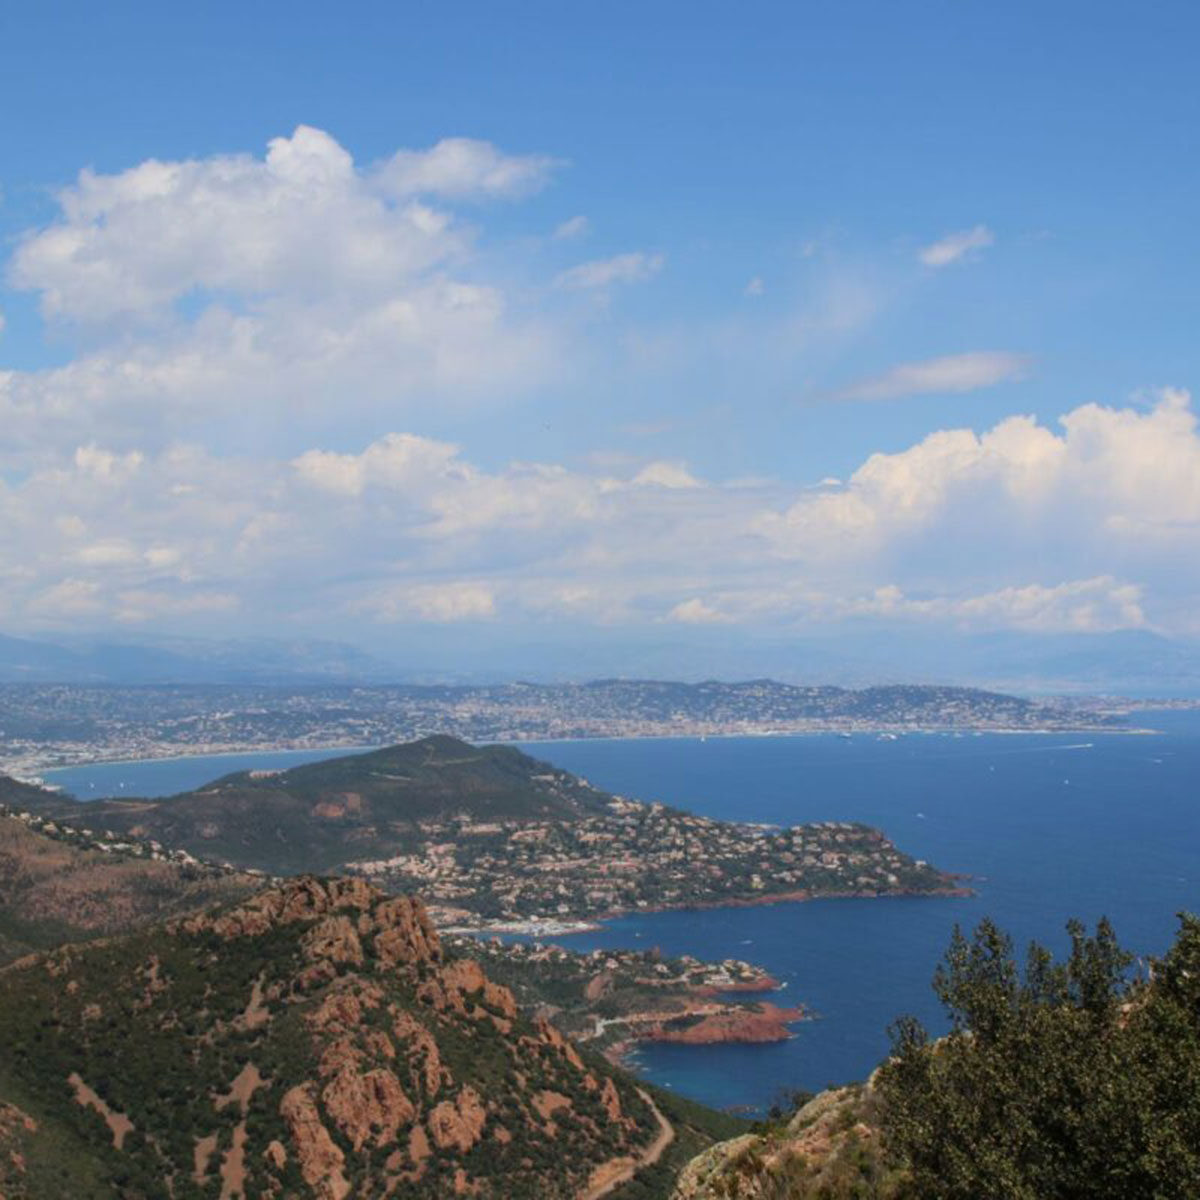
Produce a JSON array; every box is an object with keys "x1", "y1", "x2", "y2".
[
  {"x1": 321, "y1": 1065, "x2": 415, "y2": 1151},
  {"x1": 642, "y1": 1002, "x2": 805, "y2": 1045},
  {"x1": 280, "y1": 1084, "x2": 351, "y2": 1200},
  {"x1": 428, "y1": 1086, "x2": 487, "y2": 1154}
]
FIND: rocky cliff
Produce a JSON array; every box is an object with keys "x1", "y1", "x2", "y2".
[{"x1": 0, "y1": 877, "x2": 681, "y2": 1199}]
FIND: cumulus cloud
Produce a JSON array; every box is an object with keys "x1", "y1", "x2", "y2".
[
  {"x1": 374, "y1": 137, "x2": 559, "y2": 200},
  {"x1": 631, "y1": 461, "x2": 701, "y2": 489},
  {"x1": 919, "y1": 224, "x2": 995, "y2": 267},
  {"x1": 0, "y1": 266, "x2": 1196, "y2": 645},
  {"x1": 356, "y1": 581, "x2": 497, "y2": 623},
  {"x1": 291, "y1": 433, "x2": 462, "y2": 498},
  {"x1": 758, "y1": 389, "x2": 1200, "y2": 585},
  {"x1": 948, "y1": 577, "x2": 1145, "y2": 633},
  {"x1": 1, "y1": 127, "x2": 565, "y2": 455},
  {"x1": 829, "y1": 351, "x2": 1030, "y2": 402},
  {"x1": 555, "y1": 251, "x2": 664, "y2": 290}
]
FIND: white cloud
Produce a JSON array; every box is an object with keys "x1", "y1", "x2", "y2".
[
  {"x1": 11, "y1": 126, "x2": 467, "y2": 323},
  {"x1": 374, "y1": 137, "x2": 559, "y2": 200},
  {"x1": 919, "y1": 224, "x2": 995, "y2": 267},
  {"x1": 949, "y1": 577, "x2": 1145, "y2": 633},
  {"x1": 40, "y1": 578, "x2": 102, "y2": 615},
  {"x1": 667, "y1": 598, "x2": 731, "y2": 624},
  {"x1": 357, "y1": 581, "x2": 496, "y2": 623},
  {"x1": 759, "y1": 389, "x2": 1200, "y2": 577},
  {"x1": 553, "y1": 215, "x2": 590, "y2": 240},
  {"x1": 555, "y1": 251, "x2": 664, "y2": 290},
  {"x1": 292, "y1": 433, "x2": 462, "y2": 497},
  {"x1": 114, "y1": 589, "x2": 239, "y2": 623},
  {"x1": 0, "y1": 379, "x2": 1197, "y2": 637},
  {"x1": 631, "y1": 461, "x2": 701, "y2": 489},
  {"x1": 2, "y1": 128, "x2": 564, "y2": 454},
  {"x1": 829, "y1": 351, "x2": 1029, "y2": 402}
]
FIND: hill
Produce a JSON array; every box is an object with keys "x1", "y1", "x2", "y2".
[
  {"x1": 0, "y1": 876, "x2": 740, "y2": 1199},
  {"x1": 0, "y1": 679, "x2": 1120, "y2": 781},
  {"x1": 35, "y1": 737, "x2": 962, "y2": 922},
  {"x1": 52, "y1": 736, "x2": 612, "y2": 876},
  {"x1": 0, "y1": 811, "x2": 259, "y2": 967}
]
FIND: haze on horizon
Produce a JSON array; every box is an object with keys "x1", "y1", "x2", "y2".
[{"x1": 2, "y1": 1, "x2": 1198, "y2": 684}]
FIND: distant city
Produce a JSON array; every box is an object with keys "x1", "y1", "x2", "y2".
[{"x1": 0, "y1": 678, "x2": 1147, "y2": 777}]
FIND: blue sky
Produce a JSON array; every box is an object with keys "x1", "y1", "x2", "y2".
[{"x1": 1, "y1": 1, "x2": 1199, "y2": 666}]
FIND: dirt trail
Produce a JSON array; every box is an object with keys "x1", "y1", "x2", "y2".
[
  {"x1": 68, "y1": 1073, "x2": 134, "y2": 1149},
  {"x1": 579, "y1": 1088, "x2": 674, "y2": 1200}
]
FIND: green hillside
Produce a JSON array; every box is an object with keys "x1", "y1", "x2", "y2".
[
  {"x1": 0, "y1": 876, "x2": 737, "y2": 1199},
  {"x1": 0, "y1": 814, "x2": 258, "y2": 967},
  {"x1": 54, "y1": 736, "x2": 612, "y2": 875}
]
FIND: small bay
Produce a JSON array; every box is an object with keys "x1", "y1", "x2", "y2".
[{"x1": 43, "y1": 711, "x2": 1200, "y2": 1113}]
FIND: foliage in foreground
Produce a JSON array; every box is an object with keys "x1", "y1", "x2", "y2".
[{"x1": 878, "y1": 913, "x2": 1200, "y2": 1199}]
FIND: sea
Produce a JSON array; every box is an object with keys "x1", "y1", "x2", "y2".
[{"x1": 43, "y1": 710, "x2": 1200, "y2": 1115}]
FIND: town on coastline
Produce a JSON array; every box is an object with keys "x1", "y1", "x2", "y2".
[{"x1": 0, "y1": 678, "x2": 1137, "y2": 777}]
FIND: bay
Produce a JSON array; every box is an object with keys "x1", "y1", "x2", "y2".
[{"x1": 42, "y1": 711, "x2": 1200, "y2": 1113}]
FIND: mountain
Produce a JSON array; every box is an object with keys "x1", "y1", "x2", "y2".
[
  {"x1": 0, "y1": 633, "x2": 401, "y2": 685},
  {"x1": 5, "y1": 626, "x2": 1200, "y2": 693},
  {"x1": 34, "y1": 737, "x2": 961, "y2": 923},
  {"x1": 0, "y1": 876, "x2": 740, "y2": 1199},
  {"x1": 0, "y1": 810, "x2": 259, "y2": 967},
  {"x1": 52, "y1": 736, "x2": 613, "y2": 876}
]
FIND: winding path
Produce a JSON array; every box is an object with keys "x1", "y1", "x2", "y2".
[{"x1": 580, "y1": 1088, "x2": 675, "y2": 1200}]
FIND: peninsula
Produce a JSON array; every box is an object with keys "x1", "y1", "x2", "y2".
[{"x1": 12, "y1": 736, "x2": 965, "y2": 927}]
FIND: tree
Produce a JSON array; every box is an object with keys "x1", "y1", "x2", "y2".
[{"x1": 878, "y1": 913, "x2": 1200, "y2": 1199}]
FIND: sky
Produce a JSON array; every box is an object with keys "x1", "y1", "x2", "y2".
[{"x1": 1, "y1": 1, "x2": 1199, "y2": 672}]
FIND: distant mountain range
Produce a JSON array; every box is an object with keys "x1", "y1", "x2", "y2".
[
  {"x1": 1, "y1": 627, "x2": 1199, "y2": 693},
  {"x1": 0, "y1": 633, "x2": 398, "y2": 686}
]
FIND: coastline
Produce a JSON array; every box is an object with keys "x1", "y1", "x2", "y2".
[
  {"x1": 439, "y1": 882, "x2": 973, "y2": 940},
  {"x1": 579, "y1": 882, "x2": 975, "y2": 928},
  {"x1": 17, "y1": 723, "x2": 1159, "y2": 784}
]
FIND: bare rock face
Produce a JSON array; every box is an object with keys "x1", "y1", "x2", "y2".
[
  {"x1": 428, "y1": 1086, "x2": 487, "y2": 1154},
  {"x1": 322, "y1": 1064, "x2": 415, "y2": 1151},
  {"x1": 302, "y1": 916, "x2": 364, "y2": 967},
  {"x1": 600, "y1": 1076, "x2": 624, "y2": 1124},
  {"x1": 280, "y1": 1084, "x2": 351, "y2": 1200}
]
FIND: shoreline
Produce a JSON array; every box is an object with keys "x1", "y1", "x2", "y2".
[
  {"x1": 574, "y1": 883, "x2": 974, "y2": 928},
  {"x1": 14, "y1": 723, "x2": 1162, "y2": 783},
  {"x1": 439, "y1": 882, "x2": 973, "y2": 940}
]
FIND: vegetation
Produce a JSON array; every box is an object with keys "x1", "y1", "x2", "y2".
[
  {"x1": 673, "y1": 913, "x2": 1200, "y2": 1199},
  {"x1": 0, "y1": 876, "x2": 742, "y2": 1198},
  {"x1": 0, "y1": 813, "x2": 258, "y2": 966},
  {"x1": 13, "y1": 737, "x2": 956, "y2": 921},
  {"x1": 878, "y1": 913, "x2": 1200, "y2": 1199}
]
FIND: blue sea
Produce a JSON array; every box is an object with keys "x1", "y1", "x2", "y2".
[{"x1": 44, "y1": 712, "x2": 1200, "y2": 1114}]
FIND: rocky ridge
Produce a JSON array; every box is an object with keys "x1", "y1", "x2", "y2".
[{"x1": 0, "y1": 876, "x2": 695, "y2": 1199}]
